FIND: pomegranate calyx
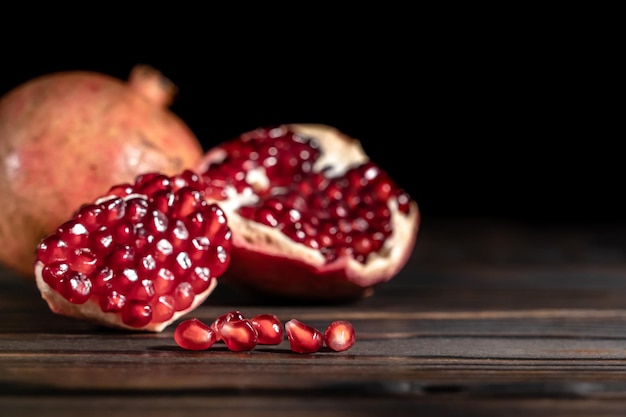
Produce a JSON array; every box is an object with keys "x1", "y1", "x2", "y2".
[{"x1": 128, "y1": 64, "x2": 178, "y2": 108}]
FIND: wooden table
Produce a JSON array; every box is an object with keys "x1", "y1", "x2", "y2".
[{"x1": 3, "y1": 217, "x2": 626, "y2": 416}]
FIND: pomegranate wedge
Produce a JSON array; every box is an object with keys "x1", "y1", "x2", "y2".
[
  {"x1": 34, "y1": 170, "x2": 231, "y2": 332},
  {"x1": 196, "y1": 124, "x2": 420, "y2": 300}
]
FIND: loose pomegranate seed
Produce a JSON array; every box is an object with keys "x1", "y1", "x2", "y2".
[
  {"x1": 250, "y1": 313, "x2": 284, "y2": 345},
  {"x1": 284, "y1": 319, "x2": 323, "y2": 354},
  {"x1": 35, "y1": 170, "x2": 232, "y2": 329},
  {"x1": 323, "y1": 320, "x2": 356, "y2": 352},
  {"x1": 174, "y1": 318, "x2": 217, "y2": 351},
  {"x1": 220, "y1": 319, "x2": 258, "y2": 351},
  {"x1": 211, "y1": 310, "x2": 246, "y2": 341}
]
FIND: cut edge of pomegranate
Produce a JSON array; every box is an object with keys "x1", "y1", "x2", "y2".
[{"x1": 34, "y1": 261, "x2": 217, "y2": 332}]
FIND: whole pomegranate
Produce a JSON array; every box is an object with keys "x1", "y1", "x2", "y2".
[
  {"x1": 196, "y1": 124, "x2": 420, "y2": 301},
  {"x1": 0, "y1": 65, "x2": 203, "y2": 276}
]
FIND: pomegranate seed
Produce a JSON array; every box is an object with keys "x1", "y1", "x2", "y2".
[
  {"x1": 56, "y1": 220, "x2": 89, "y2": 248},
  {"x1": 220, "y1": 319, "x2": 258, "y2": 351},
  {"x1": 285, "y1": 319, "x2": 323, "y2": 353},
  {"x1": 41, "y1": 262, "x2": 69, "y2": 290},
  {"x1": 99, "y1": 290, "x2": 126, "y2": 312},
  {"x1": 174, "y1": 318, "x2": 216, "y2": 351},
  {"x1": 172, "y1": 282, "x2": 195, "y2": 311},
  {"x1": 121, "y1": 299, "x2": 152, "y2": 328},
  {"x1": 211, "y1": 310, "x2": 246, "y2": 341},
  {"x1": 151, "y1": 295, "x2": 175, "y2": 323},
  {"x1": 324, "y1": 320, "x2": 356, "y2": 352},
  {"x1": 74, "y1": 204, "x2": 104, "y2": 232},
  {"x1": 37, "y1": 235, "x2": 70, "y2": 264},
  {"x1": 57, "y1": 271, "x2": 92, "y2": 304},
  {"x1": 250, "y1": 313, "x2": 284, "y2": 345}
]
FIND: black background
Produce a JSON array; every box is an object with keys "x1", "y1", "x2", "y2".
[{"x1": 0, "y1": 7, "x2": 619, "y2": 225}]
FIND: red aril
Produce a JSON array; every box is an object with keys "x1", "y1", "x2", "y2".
[
  {"x1": 196, "y1": 124, "x2": 420, "y2": 300},
  {"x1": 250, "y1": 313, "x2": 284, "y2": 345},
  {"x1": 285, "y1": 319, "x2": 323, "y2": 354},
  {"x1": 0, "y1": 65, "x2": 203, "y2": 277},
  {"x1": 174, "y1": 318, "x2": 217, "y2": 351},
  {"x1": 211, "y1": 310, "x2": 246, "y2": 342},
  {"x1": 34, "y1": 170, "x2": 232, "y2": 332},
  {"x1": 220, "y1": 319, "x2": 258, "y2": 352},
  {"x1": 324, "y1": 320, "x2": 356, "y2": 352}
]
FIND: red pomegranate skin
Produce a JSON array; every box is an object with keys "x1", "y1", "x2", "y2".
[{"x1": 0, "y1": 66, "x2": 203, "y2": 277}]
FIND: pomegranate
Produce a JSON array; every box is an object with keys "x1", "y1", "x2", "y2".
[
  {"x1": 196, "y1": 124, "x2": 420, "y2": 300},
  {"x1": 0, "y1": 65, "x2": 203, "y2": 277},
  {"x1": 34, "y1": 170, "x2": 232, "y2": 332}
]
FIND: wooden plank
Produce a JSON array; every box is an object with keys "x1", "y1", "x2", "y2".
[{"x1": 3, "y1": 219, "x2": 626, "y2": 415}]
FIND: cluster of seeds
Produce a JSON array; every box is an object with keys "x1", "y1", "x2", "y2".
[
  {"x1": 174, "y1": 310, "x2": 356, "y2": 354},
  {"x1": 201, "y1": 126, "x2": 412, "y2": 263},
  {"x1": 36, "y1": 170, "x2": 232, "y2": 328}
]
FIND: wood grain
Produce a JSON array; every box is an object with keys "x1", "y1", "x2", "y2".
[{"x1": 3, "y1": 218, "x2": 626, "y2": 416}]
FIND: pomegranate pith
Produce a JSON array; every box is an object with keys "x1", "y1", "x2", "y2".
[
  {"x1": 34, "y1": 170, "x2": 231, "y2": 332},
  {"x1": 196, "y1": 124, "x2": 420, "y2": 300}
]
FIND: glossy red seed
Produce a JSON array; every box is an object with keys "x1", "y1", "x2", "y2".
[
  {"x1": 58, "y1": 272, "x2": 92, "y2": 304},
  {"x1": 187, "y1": 266, "x2": 213, "y2": 293},
  {"x1": 172, "y1": 282, "x2": 195, "y2": 311},
  {"x1": 41, "y1": 262, "x2": 69, "y2": 290},
  {"x1": 285, "y1": 319, "x2": 323, "y2": 353},
  {"x1": 323, "y1": 320, "x2": 356, "y2": 352},
  {"x1": 37, "y1": 235, "x2": 70, "y2": 264},
  {"x1": 151, "y1": 295, "x2": 175, "y2": 323},
  {"x1": 220, "y1": 319, "x2": 258, "y2": 351},
  {"x1": 68, "y1": 248, "x2": 98, "y2": 275},
  {"x1": 99, "y1": 290, "x2": 126, "y2": 312},
  {"x1": 174, "y1": 318, "x2": 217, "y2": 351},
  {"x1": 211, "y1": 310, "x2": 246, "y2": 341},
  {"x1": 121, "y1": 299, "x2": 152, "y2": 328},
  {"x1": 56, "y1": 220, "x2": 89, "y2": 248},
  {"x1": 74, "y1": 204, "x2": 103, "y2": 232},
  {"x1": 152, "y1": 267, "x2": 176, "y2": 295},
  {"x1": 250, "y1": 313, "x2": 284, "y2": 345}
]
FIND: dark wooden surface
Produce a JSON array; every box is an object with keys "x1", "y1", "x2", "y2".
[{"x1": 3, "y1": 218, "x2": 626, "y2": 416}]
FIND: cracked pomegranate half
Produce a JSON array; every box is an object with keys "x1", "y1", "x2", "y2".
[
  {"x1": 196, "y1": 124, "x2": 420, "y2": 300},
  {"x1": 34, "y1": 170, "x2": 231, "y2": 332}
]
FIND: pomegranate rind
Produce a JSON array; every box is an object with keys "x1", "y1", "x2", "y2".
[
  {"x1": 198, "y1": 123, "x2": 420, "y2": 300},
  {"x1": 34, "y1": 261, "x2": 217, "y2": 332},
  {"x1": 0, "y1": 66, "x2": 203, "y2": 277}
]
